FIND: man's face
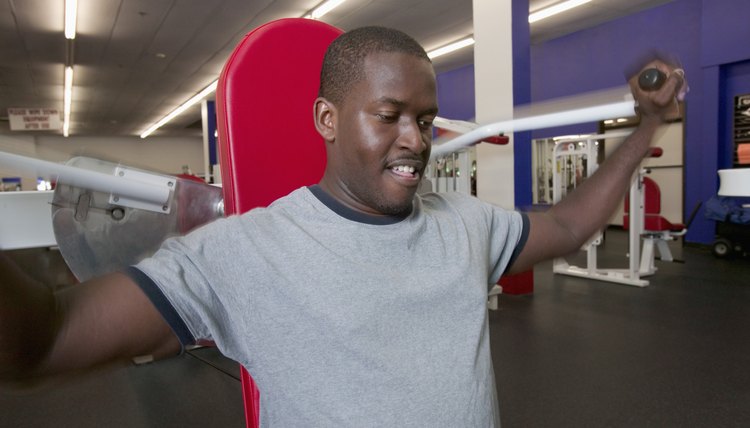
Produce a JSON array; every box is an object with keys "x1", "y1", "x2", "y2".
[{"x1": 322, "y1": 51, "x2": 438, "y2": 216}]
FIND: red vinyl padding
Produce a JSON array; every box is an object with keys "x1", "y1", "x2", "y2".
[
  {"x1": 216, "y1": 18, "x2": 342, "y2": 214},
  {"x1": 624, "y1": 176, "x2": 685, "y2": 232},
  {"x1": 215, "y1": 18, "x2": 343, "y2": 428}
]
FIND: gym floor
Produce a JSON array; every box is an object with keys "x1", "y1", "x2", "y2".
[{"x1": 2, "y1": 228, "x2": 748, "y2": 427}]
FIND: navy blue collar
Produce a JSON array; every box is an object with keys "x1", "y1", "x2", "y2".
[{"x1": 308, "y1": 185, "x2": 410, "y2": 225}]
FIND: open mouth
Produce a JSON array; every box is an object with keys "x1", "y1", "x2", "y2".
[
  {"x1": 388, "y1": 163, "x2": 422, "y2": 183},
  {"x1": 391, "y1": 165, "x2": 417, "y2": 177}
]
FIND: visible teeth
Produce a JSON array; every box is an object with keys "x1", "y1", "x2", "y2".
[{"x1": 393, "y1": 165, "x2": 416, "y2": 174}]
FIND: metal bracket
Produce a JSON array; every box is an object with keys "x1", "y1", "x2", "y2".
[
  {"x1": 75, "y1": 192, "x2": 92, "y2": 221},
  {"x1": 110, "y1": 166, "x2": 175, "y2": 214}
]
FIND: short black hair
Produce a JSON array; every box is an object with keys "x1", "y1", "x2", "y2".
[{"x1": 318, "y1": 26, "x2": 430, "y2": 106}]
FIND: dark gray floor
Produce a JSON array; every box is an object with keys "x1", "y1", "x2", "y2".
[
  {"x1": 1, "y1": 230, "x2": 748, "y2": 427},
  {"x1": 492, "y1": 229, "x2": 750, "y2": 427},
  {"x1": 0, "y1": 348, "x2": 245, "y2": 427}
]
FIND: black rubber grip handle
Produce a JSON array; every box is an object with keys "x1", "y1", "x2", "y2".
[{"x1": 638, "y1": 68, "x2": 667, "y2": 91}]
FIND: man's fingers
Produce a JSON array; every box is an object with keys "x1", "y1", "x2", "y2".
[
  {"x1": 672, "y1": 69, "x2": 689, "y2": 101},
  {"x1": 648, "y1": 67, "x2": 686, "y2": 107},
  {"x1": 626, "y1": 57, "x2": 688, "y2": 119}
]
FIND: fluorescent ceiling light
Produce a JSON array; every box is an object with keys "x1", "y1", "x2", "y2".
[
  {"x1": 65, "y1": 0, "x2": 77, "y2": 39},
  {"x1": 140, "y1": 80, "x2": 218, "y2": 138},
  {"x1": 306, "y1": 0, "x2": 347, "y2": 20},
  {"x1": 427, "y1": 37, "x2": 475, "y2": 60},
  {"x1": 142, "y1": 0, "x2": 350, "y2": 138},
  {"x1": 529, "y1": 0, "x2": 591, "y2": 24},
  {"x1": 63, "y1": 66, "x2": 73, "y2": 137},
  {"x1": 140, "y1": 0, "x2": 350, "y2": 137}
]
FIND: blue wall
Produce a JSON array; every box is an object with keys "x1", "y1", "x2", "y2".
[
  {"x1": 436, "y1": 65, "x2": 475, "y2": 120},
  {"x1": 530, "y1": 0, "x2": 701, "y2": 138},
  {"x1": 436, "y1": 0, "x2": 750, "y2": 244},
  {"x1": 530, "y1": 0, "x2": 708, "y2": 241}
]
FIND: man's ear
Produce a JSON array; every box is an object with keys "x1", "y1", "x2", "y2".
[{"x1": 314, "y1": 97, "x2": 336, "y2": 142}]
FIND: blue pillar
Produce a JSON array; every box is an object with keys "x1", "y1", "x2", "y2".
[
  {"x1": 512, "y1": 0, "x2": 532, "y2": 209},
  {"x1": 202, "y1": 100, "x2": 217, "y2": 182}
]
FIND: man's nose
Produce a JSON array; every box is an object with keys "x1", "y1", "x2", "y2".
[{"x1": 397, "y1": 119, "x2": 428, "y2": 153}]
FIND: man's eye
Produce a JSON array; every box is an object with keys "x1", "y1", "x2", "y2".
[
  {"x1": 418, "y1": 119, "x2": 434, "y2": 130},
  {"x1": 376, "y1": 113, "x2": 397, "y2": 122}
]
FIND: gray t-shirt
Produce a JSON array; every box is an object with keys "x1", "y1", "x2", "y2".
[{"x1": 132, "y1": 186, "x2": 528, "y2": 427}]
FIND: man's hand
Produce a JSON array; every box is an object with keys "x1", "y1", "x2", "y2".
[
  {"x1": 1, "y1": 253, "x2": 180, "y2": 385},
  {"x1": 629, "y1": 60, "x2": 688, "y2": 123}
]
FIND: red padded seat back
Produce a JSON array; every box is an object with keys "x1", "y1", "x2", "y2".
[
  {"x1": 215, "y1": 18, "x2": 343, "y2": 428},
  {"x1": 216, "y1": 18, "x2": 342, "y2": 214}
]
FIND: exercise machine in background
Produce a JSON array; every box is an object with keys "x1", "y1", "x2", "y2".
[{"x1": 550, "y1": 133, "x2": 698, "y2": 287}]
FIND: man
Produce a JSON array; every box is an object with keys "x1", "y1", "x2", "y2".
[{"x1": 1, "y1": 26, "x2": 686, "y2": 426}]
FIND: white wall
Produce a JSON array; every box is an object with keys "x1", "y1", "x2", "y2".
[{"x1": 0, "y1": 134, "x2": 203, "y2": 191}]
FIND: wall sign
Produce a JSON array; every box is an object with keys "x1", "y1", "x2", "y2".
[
  {"x1": 734, "y1": 95, "x2": 750, "y2": 165},
  {"x1": 7, "y1": 108, "x2": 62, "y2": 131}
]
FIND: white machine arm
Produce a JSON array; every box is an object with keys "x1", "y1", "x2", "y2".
[
  {"x1": 431, "y1": 95, "x2": 635, "y2": 159},
  {"x1": 430, "y1": 67, "x2": 672, "y2": 159},
  {"x1": 0, "y1": 152, "x2": 224, "y2": 280},
  {"x1": 0, "y1": 151, "x2": 172, "y2": 212}
]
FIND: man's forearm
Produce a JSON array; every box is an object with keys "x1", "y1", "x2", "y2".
[
  {"x1": 0, "y1": 252, "x2": 60, "y2": 381},
  {"x1": 546, "y1": 116, "x2": 662, "y2": 249}
]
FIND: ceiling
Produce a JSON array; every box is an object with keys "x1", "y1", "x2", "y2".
[{"x1": 0, "y1": 0, "x2": 673, "y2": 138}]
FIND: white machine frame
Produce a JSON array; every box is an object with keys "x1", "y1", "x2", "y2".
[{"x1": 550, "y1": 132, "x2": 683, "y2": 287}]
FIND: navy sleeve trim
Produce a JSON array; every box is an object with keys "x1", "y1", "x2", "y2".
[
  {"x1": 505, "y1": 212, "x2": 530, "y2": 273},
  {"x1": 125, "y1": 266, "x2": 195, "y2": 349}
]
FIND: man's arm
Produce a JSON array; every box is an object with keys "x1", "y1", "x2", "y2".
[
  {"x1": 508, "y1": 61, "x2": 687, "y2": 274},
  {"x1": 0, "y1": 252, "x2": 180, "y2": 384}
]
